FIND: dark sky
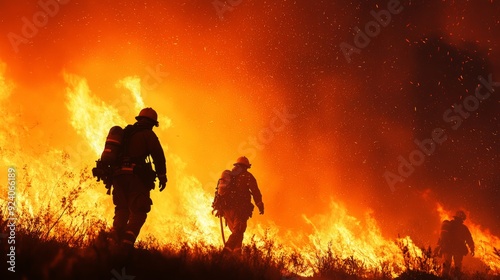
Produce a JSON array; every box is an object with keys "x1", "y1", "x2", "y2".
[{"x1": 0, "y1": 0, "x2": 499, "y2": 245}]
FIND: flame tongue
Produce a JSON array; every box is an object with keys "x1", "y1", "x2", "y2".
[
  {"x1": 117, "y1": 76, "x2": 145, "y2": 113},
  {"x1": 0, "y1": 66, "x2": 499, "y2": 277},
  {"x1": 438, "y1": 205, "x2": 500, "y2": 273},
  {"x1": 65, "y1": 73, "x2": 126, "y2": 156}
]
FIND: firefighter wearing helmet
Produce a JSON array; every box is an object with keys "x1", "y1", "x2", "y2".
[
  {"x1": 136, "y1": 107, "x2": 159, "y2": 127},
  {"x1": 111, "y1": 107, "x2": 167, "y2": 253},
  {"x1": 216, "y1": 156, "x2": 264, "y2": 254},
  {"x1": 437, "y1": 210, "x2": 475, "y2": 277}
]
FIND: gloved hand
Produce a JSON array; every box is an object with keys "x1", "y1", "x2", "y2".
[
  {"x1": 471, "y1": 250, "x2": 475, "y2": 257},
  {"x1": 158, "y1": 175, "x2": 168, "y2": 192},
  {"x1": 212, "y1": 209, "x2": 223, "y2": 218},
  {"x1": 257, "y1": 202, "x2": 264, "y2": 215}
]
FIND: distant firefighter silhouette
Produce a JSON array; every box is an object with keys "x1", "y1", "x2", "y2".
[
  {"x1": 104, "y1": 108, "x2": 168, "y2": 252},
  {"x1": 212, "y1": 156, "x2": 264, "y2": 254},
  {"x1": 437, "y1": 210, "x2": 475, "y2": 277}
]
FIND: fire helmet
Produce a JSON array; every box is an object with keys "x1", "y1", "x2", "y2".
[
  {"x1": 233, "y1": 156, "x2": 251, "y2": 168},
  {"x1": 136, "y1": 107, "x2": 159, "y2": 127},
  {"x1": 454, "y1": 210, "x2": 467, "y2": 221}
]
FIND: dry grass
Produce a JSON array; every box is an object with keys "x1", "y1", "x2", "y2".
[{"x1": 1, "y1": 167, "x2": 499, "y2": 280}]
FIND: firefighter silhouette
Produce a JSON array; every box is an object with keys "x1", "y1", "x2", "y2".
[
  {"x1": 111, "y1": 108, "x2": 167, "y2": 252},
  {"x1": 437, "y1": 210, "x2": 475, "y2": 277},
  {"x1": 216, "y1": 156, "x2": 264, "y2": 254}
]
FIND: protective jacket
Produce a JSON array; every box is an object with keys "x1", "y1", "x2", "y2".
[
  {"x1": 226, "y1": 169, "x2": 262, "y2": 218},
  {"x1": 111, "y1": 120, "x2": 166, "y2": 247},
  {"x1": 439, "y1": 219, "x2": 475, "y2": 255},
  {"x1": 116, "y1": 122, "x2": 166, "y2": 178}
]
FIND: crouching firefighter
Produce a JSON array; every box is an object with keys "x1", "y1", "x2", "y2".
[
  {"x1": 110, "y1": 108, "x2": 167, "y2": 251},
  {"x1": 212, "y1": 156, "x2": 264, "y2": 254}
]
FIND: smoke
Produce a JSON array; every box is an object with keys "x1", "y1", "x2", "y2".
[
  {"x1": 0, "y1": 0, "x2": 498, "y2": 251},
  {"x1": 239, "y1": 0, "x2": 500, "y2": 240}
]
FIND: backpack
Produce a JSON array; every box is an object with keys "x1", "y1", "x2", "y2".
[
  {"x1": 438, "y1": 220, "x2": 452, "y2": 251},
  {"x1": 101, "y1": 124, "x2": 145, "y2": 165},
  {"x1": 100, "y1": 126, "x2": 125, "y2": 166},
  {"x1": 92, "y1": 125, "x2": 137, "y2": 194},
  {"x1": 211, "y1": 169, "x2": 254, "y2": 218},
  {"x1": 211, "y1": 170, "x2": 234, "y2": 217},
  {"x1": 217, "y1": 170, "x2": 234, "y2": 195}
]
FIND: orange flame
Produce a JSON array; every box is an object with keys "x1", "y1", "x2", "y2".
[
  {"x1": 437, "y1": 205, "x2": 500, "y2": 273},
  {"x1": 1, "y1": 63, "x2": 499, "y2": 277}
]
